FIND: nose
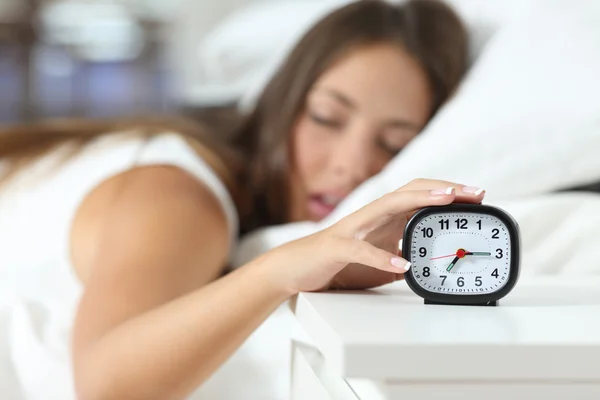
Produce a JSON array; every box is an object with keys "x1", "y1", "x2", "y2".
[{"x1": 329, "y1": 127, "x2": 373, "y2": 185}]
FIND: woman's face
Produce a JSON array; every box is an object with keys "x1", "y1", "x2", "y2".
[{"x1": 289, "y1": 43, "x2": 433, "y2": 222}]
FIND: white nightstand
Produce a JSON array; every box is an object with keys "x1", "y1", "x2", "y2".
[{"x1": 290, "y1": 277, "x2": 600, "y2": 400}]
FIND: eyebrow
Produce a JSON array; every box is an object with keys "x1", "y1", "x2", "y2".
[
  {"x1": 314, "y1": 87, "x2": 357, "y2": 110},
  {"x1": 313, "y1": 87, "x2": 422, "y2": 131}
]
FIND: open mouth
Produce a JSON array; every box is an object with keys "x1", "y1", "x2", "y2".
[{"x1": 308, "y1": 193, "x2": 345, "y2": 219}]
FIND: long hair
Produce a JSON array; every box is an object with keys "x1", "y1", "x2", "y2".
[{"x1": 0, "y1": 0, "x2": 468, "y2": 234}]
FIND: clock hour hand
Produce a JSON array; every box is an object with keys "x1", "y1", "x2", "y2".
[{"x1": 446, "y1": 256, "x2": 460, "y2": 272}]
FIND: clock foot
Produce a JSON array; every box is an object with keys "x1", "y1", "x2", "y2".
[{"x1": 424, "y1": 299, "x2": 498, "y2": 307}]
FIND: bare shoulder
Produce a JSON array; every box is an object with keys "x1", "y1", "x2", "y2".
[
  {"x1": 71, "y1": 164, "x2": 231, "y2": 284},
  {"x1": 70, "y1": 165, "x2": 233, "y2": 356}
]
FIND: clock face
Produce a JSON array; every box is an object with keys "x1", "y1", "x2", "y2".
[{"x1": 409, "y1": 211, "x2": 512, "y2": 295}]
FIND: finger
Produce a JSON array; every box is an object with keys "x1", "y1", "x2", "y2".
[
  {"x1": 395, "y1": 247, "x2": 406, "y2": 280},
  {"x1": 337, "y1": 187, "x2": 457, "y2": 237},
  {"x1": 396, "y1": 178, "x2": 485, "y2": 203},
  {"x1": 454, "y1": 185, "x2": 485, "y2": 204},
  {"x1": 338, "y1": 238, "x2": 411, "y2": 274},
  {"x1": 386, "y1": 245, "x2": 406, "y2": 281}
]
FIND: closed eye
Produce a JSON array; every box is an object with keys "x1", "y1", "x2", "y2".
[
  {"x1": 377, "y1": 138, "x2": 403, "y2": 155},
  {"x1": 309, "y1": 113, "x2": 342, "y2": 129}
]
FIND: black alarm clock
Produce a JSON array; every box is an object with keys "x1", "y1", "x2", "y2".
[{"x1": 402, "y1": 203, "x2": 521, "y2": 306}]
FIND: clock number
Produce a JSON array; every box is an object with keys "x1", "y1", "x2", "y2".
[
  {"x1": 457, "y1": 277, "x2": 465, "y2": 287},
  {"x1": 423, "y1": 267, "x2": 431, "y2": 277},
  {"x1": 455, "y1": 218, "x2": 468, "y2": 229},
  {"x1": 440, "y1": 275, "x2": 447, "y2": 285},
  {"x1": 476, "y1": 220, "x2": 482, "y2": 230},
  {"x1": 475, "y1": 276, "x2": 482, "y2": 287},
  {"x1": 492, "y1": 228, "x2": 500, "y2": 239},
  {"x1": 496, "y1": 248, "x2": 503, "y2": 259},
  {"x1": 421, "y1": 228, "x2": 433, "y2": 238},
  {"x1": 439, "y1": 219, "x2": 449, "y2": 230},
  {"x1": 491, "y1": 268, "x2": 499, "y2": 278},
  {"x1": 419, "y1": 247, "x2": 427, "y2": 257}
]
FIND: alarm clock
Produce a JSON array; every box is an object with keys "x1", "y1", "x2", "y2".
[{"x1": 402, "y1": 203, "x2": 520, "y2": 306}]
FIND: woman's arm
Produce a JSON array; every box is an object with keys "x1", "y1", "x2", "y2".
[
  {"x1": 72, "y1": 170, "x2": 484, "y2": 400},
  {"x1": 72, "y1": 166, "x2": 288, "y2": 400}
]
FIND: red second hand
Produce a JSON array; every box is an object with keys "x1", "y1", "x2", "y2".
[
  {"x1": 430, "y1": 249, "x2": 466, "y2": 261},
  {"x1": 429, "y1": 253, "x2": 456, "y2": 260}
]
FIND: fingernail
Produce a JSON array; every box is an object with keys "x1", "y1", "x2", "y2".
[
  {"x1": 391, "y1": 258, "x2": 411, "y2": 271},
  {"x1": 398, "y1": 239, "x2": 403, "y2": 249},
  {"x1": 431, "y1": 187, "x2": 455, "y2": 196},
  {"x1": 463, "y1": 186, "x2": 485, "y2": 196}
]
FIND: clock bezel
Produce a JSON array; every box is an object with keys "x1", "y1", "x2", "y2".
[{"x1": 403, "y1": 203, "x2": 521, "y2": 305}]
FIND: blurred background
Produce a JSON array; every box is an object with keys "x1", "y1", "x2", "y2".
[
  {"x1": 0, "y1": 0, "x2": 530, "y2": 125},
  {"x1": 1, "y1": 0, "x2": 169, "y2": 122},
  {"x1": 0, "y1": 0, "x2": 260, "y2": 125},
  {"x1": 0, "y1": 0, "x2": 536, "y2": 124}
]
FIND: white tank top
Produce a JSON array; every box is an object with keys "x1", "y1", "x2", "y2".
[{"x1": 0, "y1": 132, "x2": 303, "y2": 399}]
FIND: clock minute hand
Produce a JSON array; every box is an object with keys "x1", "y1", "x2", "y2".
[{"x1": 465, "y1": 251, "x2": 491, "y2": 257}]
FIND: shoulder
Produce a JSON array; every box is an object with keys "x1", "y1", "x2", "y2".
[{"x1": 71, "y1": 164, "x2": 230, "y2": 283}]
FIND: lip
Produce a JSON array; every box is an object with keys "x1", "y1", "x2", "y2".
[{"x1": 307, "y1": 191, "x2": 349, "y2": 220}]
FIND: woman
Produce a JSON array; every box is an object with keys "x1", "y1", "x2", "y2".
[{"x1": 0, "y1": 0, "x2": 479, "y2": 398}]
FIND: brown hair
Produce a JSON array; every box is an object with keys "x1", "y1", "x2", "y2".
[
  {"x1": 0, "y1": 0, "x2": 468, "y2": 234},
  {"x1": 0, "y1": 115, "x2": 243, "y2": 188}
]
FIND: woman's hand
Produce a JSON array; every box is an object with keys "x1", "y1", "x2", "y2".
[{"x1": 263, "y1": 179, "x2": 486, "y2": 295}]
